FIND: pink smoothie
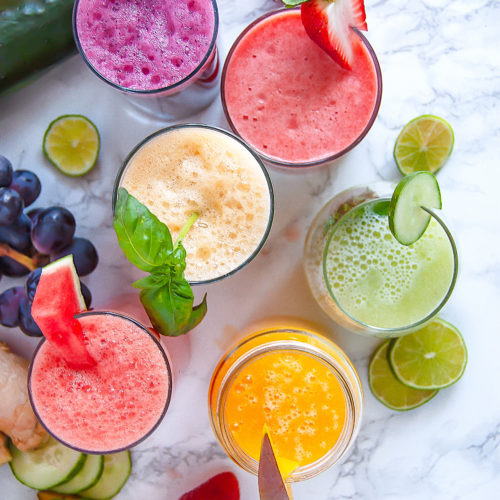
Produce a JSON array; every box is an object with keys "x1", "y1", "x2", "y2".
[
  {"x1": 30, "y1": 313, "x2": 171, "y2": 452},
  {"x1": 75, "y1": 0, "x2": 215, "y2": 90},
  {"x1": 223, "y1": 9, "x2": 380, "y2": 165}
]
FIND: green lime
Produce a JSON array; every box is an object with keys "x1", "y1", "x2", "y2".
[
  {"x1": 368, "y1": 340, "x2": 438, "y2": 411},
  {"x1": 388, "y1": 171, "x2": 442, "y2": 246},
  {"x1": 389, "y1": 318, "x2": 467, "y2": 390},
  {"x1": 394, "y1": 115, "x2": 454, "y2": 175},
  {"x1": 43, "y1": 115, "x2": 100, "y2": 177}
]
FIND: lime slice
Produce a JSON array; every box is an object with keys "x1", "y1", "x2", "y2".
[
  {"x1": 394, "y1": 115, "x2": 454, "y2": 175},
  {"x1": 389, "y1": 318, "x2": 467, "y2": 390},
  {"x1": 388, "y1": 171, "x2": 442, "y2": 245},
  {"x1": 43, "y1": 115, "x2": 100, "y2": 176},
  {"x1": 369, "y1": 340, "x2": 438, "y2": 411}
]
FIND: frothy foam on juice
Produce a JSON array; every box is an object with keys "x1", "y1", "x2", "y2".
[
  {"x1": 325, "y1": 201, "x2": 455, "y2": 328},
  {"x1": 121, "y1": 127, "x2": 271, "y2": 282},
  {"x1": 76, "y1": 0, "x2": 215, "y2": 90},
  {"x1": 30, "y1": 314, "x2": 170, "y2": 452}
]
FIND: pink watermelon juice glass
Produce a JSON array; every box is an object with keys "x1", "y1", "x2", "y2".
[
  {"x1": 221, "y1": 8, "x2": 382, "y2": 168},
  {"x1": 28, "y1": 311, "x2": 172, "y2": 454},
  {"x1": 73, "y1": 0, "x2": 220, "y2": 119}
]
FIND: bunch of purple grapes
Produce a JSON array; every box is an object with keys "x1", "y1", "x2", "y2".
[{"x1": 0, "y1": 154, "x2": 98, "y2": 336}]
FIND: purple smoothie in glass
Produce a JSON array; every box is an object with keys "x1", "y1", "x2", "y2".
[{"x1": 75, "y1": 0, "x2": 216, "y2": 91}]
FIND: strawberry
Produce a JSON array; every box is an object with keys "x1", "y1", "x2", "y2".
[
  {"x1": 300, "y1": 0, "x2": 367, "y2": 70},
  {"x1": 178, "y1": 472, "x2": 240, "y2": 500}
]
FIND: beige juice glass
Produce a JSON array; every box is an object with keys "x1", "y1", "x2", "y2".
[
  {"x1": 209, "y1": 320, "x2": 363, "y2": 482},
  {"x1": 303, "y1": 183, "x2": 459, "y2": 337},
  {"x1": 113, "y1": 124, "x2": 274, "y2": 285}
]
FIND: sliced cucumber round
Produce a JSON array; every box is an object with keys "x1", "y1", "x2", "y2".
[
  {"x1": 80, "y1": 451, "x2": 131, "y2": 499},
  {"x1": 52, "y1": 454, "x2": 104, "y2": 494},
  {"x1": 389, "y1": 171, "x2": 442, "y2": 245},
  {"x1": 9, "y1": 437, "x2": 86, "y2": 490}
]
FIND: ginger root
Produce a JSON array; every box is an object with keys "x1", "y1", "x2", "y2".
[{"x1": 0, "y1": 342, "x2": 47, "y2": 460}]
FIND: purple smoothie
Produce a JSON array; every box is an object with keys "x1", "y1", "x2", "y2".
[{"x1": 75, "y1": 0, "x2": 216, "y2": 91}]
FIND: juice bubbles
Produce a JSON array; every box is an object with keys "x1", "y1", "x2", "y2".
[
  {"x1": 222, "y1": 9, "x2": 381, "y2": 167},
  {"x1": 209, "y1": 324, "x2": 363, "y2": 480},
  {"x1": 29, "y1": 312, "x2": 172, "y2": 453},
  {"x1": 115, "y1": 125, "x2": 273, "y2": 284},
  {"x1": 303, "y1": 184, "x2": 458, "y2": 336},
  {"x1": 74, "y1": 0, "x2": 216, "y2": 91}
]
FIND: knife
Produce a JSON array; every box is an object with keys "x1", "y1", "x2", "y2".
[{"x1": 258, "y1": 431, "x2": 291, "y2": 500}]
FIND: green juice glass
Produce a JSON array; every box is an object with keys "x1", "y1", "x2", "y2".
[{"x1": 303, "y1": 183, "x2": 459, "y2": 337}]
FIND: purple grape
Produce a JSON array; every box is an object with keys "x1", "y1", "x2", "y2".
[
  {"x1": 31, "y1": 207, "x2": 76, "y2": 254},
  {"x1": 0, "y1": 286, "x2": 25, "y2": 327},
  {"x1": 18, "y1": 297, "x2": 43, "y2": 337},
  {"x1": 0, "y1": 257, "x2": 30, "y2": 277},
  {"x1": 10, "y1": 170, "x2": 41, "y2": 207},
  {"x1": 0, "y1": 188, "x2": 24, "y2": 225},
  {"x1": 80, "y1": 281, "x2": 92, "y2": 309},
  {"x1": 0, "y1": 156, "x2": 13, "y2": 187},
  {"x1": 25, "y1": 267, "x2": 42, "y2": 302},
  {"x1": 26, "y1": 207, "x2": 44, "y2": 224},
  {"x1": 0, "y1": 214, "x2": 32, "y2": 251},
  {"x1": 54, "y1": 237, "x2": 98, "y2": 276}
]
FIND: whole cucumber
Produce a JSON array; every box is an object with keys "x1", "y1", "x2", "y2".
[{"x1": 0, "y1": 0, "x2": 76, "y2": 95}]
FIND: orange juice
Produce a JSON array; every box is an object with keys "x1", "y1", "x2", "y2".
[{"x1": 209, "y1": 321, "x2": 363, "y2": 481}]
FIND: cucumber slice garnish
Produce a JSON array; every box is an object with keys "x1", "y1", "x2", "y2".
[
  {"x1": 389, "y1": 172, "x2": 442, "y2": 245},
  {"x1": 9, "y1": 437, "x2": 86, "y2": 490},
  {"x1": 52, "y1": 454, "x2": 104, "y2": 494},
  {"x1": 80, "y1": 451, "x2": 131, "y2": 499}
]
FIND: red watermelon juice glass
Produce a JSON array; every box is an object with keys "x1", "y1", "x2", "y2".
[
  {"x1": 28, "y1": 310, "x2": 172, "y2": 454},
  {"x1": 221, "y1": 8, "x2": 382, "y2": 168},
  {"x1": 73, "y1": 0, "x2": 220, "y2": 119}
]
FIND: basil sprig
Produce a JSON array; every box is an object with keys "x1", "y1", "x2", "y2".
[
  {"x1": 281, "y1": 0, "x2": 310, "y2": 7},
  {"x1": 113, "y1": 187, "x2": 207, "y2": 336}
]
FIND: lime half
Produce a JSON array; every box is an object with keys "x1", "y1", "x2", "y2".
[
  {"x1": 43, "y1": 115, "x2": 100, "y2": 176},
  {"x1": 369, "y1": 340, "x2": 438, "y2": 411},
  {"x1": 394, "y1": 115, "x2": 454, "y2": 175},
  {"x1": 389, "y1": 318, "x2": 467, "y2": 390}
]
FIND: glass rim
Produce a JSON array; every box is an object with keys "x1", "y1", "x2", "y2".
[
  {"x1": 208, "y1": 328, "x2": 363, "y2": 481},
  {"x1": 28, "y1": 310, "x2": 173, "y2": 455},
  {"x1": 72, "y1": 0, "x2": 219, "y2": 95},
  {"x1": 322, "y1": 197, "x2": 459, "y2": 335},
  {"x1": 220, "y1": 7, "x2": 383, "y2": 169},
  {"x1": 112, "y1": 123, "x2": 275, "y2": 286}
]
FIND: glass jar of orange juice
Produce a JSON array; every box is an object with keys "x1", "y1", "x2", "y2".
[{"x1": 208, "y1": 321, "x2": 363, "y2": 482}]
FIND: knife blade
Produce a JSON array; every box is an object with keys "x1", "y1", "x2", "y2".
[{"x1": 258, "y1": 431, "x2": 291, "y2": 500}]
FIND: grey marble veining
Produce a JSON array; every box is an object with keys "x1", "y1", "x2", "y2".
[{"x1": 1, "y1": 0, "x2": 500, "y2": 498}]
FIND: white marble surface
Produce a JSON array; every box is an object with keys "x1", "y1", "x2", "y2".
[{"x1": 1, "y1": 0, "x2": 500, "y2": 498}]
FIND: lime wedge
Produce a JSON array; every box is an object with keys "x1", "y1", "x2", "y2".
[
  {"x1": 369, "y1": 340, "x2": 438, "y2": 411},
  {"x1": 388, "y1": 171, "x2": 442, "y2": 246},
  {"x1": 389, "y1": 318, "x2": 467, "y2": 390},
  {"x1": 43, "y1": 115, "x2": 100, "y2": 177},
  {"x1": 394, "y1": 115, "x2": 454, "y2": 175}
]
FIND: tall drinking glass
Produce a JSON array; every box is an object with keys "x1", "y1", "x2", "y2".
[
  {"x1": 73, "y1": 0, "x2": 220, "y2": 119},
  {"x1": 113, "y1": 124, "x2": 274, "y2": 285},
  {"x1": 303, "y1": 183, "x2": 459, "y2": 337},
  {"x1": 29, "y1": 311, "x2": 173, "y2": 454}
]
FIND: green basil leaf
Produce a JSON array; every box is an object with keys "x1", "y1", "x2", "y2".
[
  {"x1": 133, "y1": 273, "x2": 170, "y2": 290},
  {"x1": 281, "y1": 0, "x2": 309, "y2": 7},
  {"x1": 113, "y1": 187, "x2": 173, "y2": 272},
  {"x1": 182, "y1": 293, "x2": 207, "y2": 333}
]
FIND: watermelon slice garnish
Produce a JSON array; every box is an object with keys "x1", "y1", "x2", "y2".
[
  {"x1": 178, "y1": 472, "x2": 240, "y2": 500},
  {"x1": 32, "y1": 255, "x2": 95, "y2": 369}
]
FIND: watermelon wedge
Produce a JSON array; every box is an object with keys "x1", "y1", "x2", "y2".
[{"x1": 32, "y1": 255, "x2": 95, "y2": 369}]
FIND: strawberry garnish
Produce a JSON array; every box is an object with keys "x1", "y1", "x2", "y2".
[
  {"x1": 300, "y1": 0, "x2": 367, "y2": 70},
  {"x1": 178, "y1": 472, "x2": 240, "y2": 500}
]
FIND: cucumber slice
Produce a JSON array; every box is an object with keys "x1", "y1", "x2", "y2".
[
  {"x1": 389, "y1": 172, "x2": 442, "y2": 245},
  {"x1": 80, "y1": 451, "x2": 131, "y2": 499},
  {"x1": 52, "y1": 454, "x2": 104, "y2": 494},
  {"x1": 9, "y1": 437, "x2": 86, "y2": 490}
]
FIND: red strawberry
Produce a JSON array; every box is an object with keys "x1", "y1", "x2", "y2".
[
  {"x1": 301, "y1": 0, "x2": 367, "y2": 70},
  {"x1": 178, "y1": 472, "x2": 240, "y2": 500}
]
